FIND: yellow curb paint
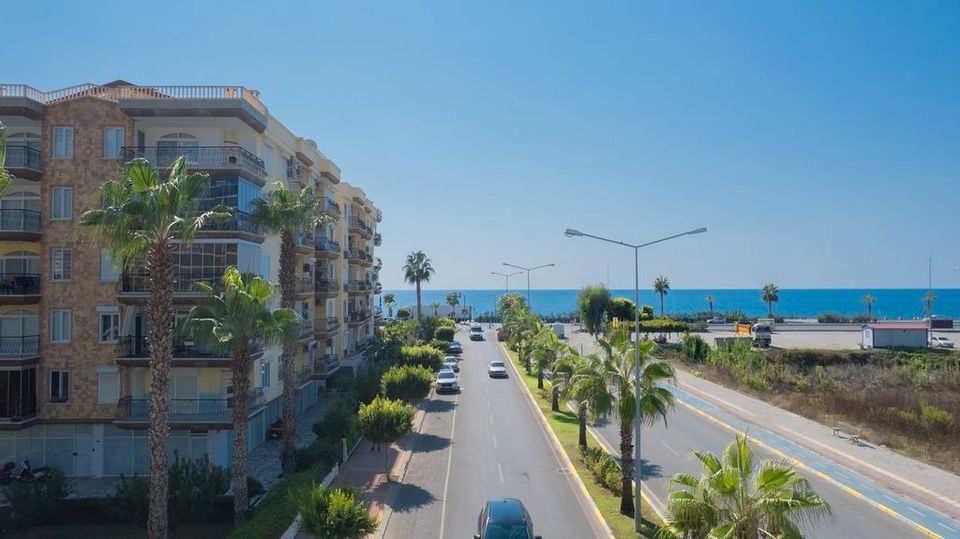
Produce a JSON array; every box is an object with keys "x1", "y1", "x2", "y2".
[
  {"x1": 499, "y1": 343, "x2": 615, "y2": 539},
  {"x1": 675, "y1": 399, "x2": 944, "y2": 539}
]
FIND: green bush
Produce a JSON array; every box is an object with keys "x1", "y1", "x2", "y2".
[
  {"x1": 230, "y1": 466, "x2": 331, "y2": 539},
  {"x1": 313, "y1": 398, "x2": 357, "y2": 444},
  {"x1": 640, "y1": 304, "x2": 655, "y2": 320},
  {"x1": 168, "y1": 453, "x2": 230, "y2": 526},
  {"x1": 636, "y1": 318, "x2": 689, "y2": 333},
  {"x1": 579, "y1": 446, "x2": 621, "y2": 495},
  {"x1": 381, "y1": 365, "x2": 434, "y2": 403},
  {"x1": 103, "y1": 474, "x2": 149, "y2": 527},
  {"x1": 358, "y1": 397, "x2": 414, "y2": 449},
  {"x1": 817, "y1": 312, "x2": 850, "y2": 323},
  {"x1": 608, "y1": 297, "x2": 636, "y2": 322},
  {"x1": 296, "y1": 443, "x2": 342, "y2": 473},
  {"x1": 428, "y1": 339, "x2": 450, "y2": 352},
  {"x1": 353, "y1": 361, "x2": 388, "y2": 405},
  {"x1": 920, "y1": 404, "x2": 954, "y2": 429},
  {"x1": 396, "y1": 308, "x2": 410, "y2": 319},
  {"x1": 292, "y1": 485, "x2": 378, "y2": 539},
  {"x1": 437, "y1": 317, "x2": 456, "y2": 329},
  {"x1": 681, "y1": 333, "x2": 710, "y2": 363},
  {"x1": 434, "y1": 326, "x2": 456, "y2": 341},
  {"x1": 247, "y1": 476, "x2": 265, "y2": 498},
  {"x1": 400, "y1": 345, "x2": 445, "y2": 371},
  {"x1": 9, "y1": 468, "x2": 70, "y2": 526}
]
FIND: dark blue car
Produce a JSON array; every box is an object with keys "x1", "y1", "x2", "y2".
[{"x1": 474, "y1": 498, "x2": 541, "y2": 539}]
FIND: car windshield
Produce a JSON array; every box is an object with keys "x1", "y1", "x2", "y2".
[
  {"x1": 491, "y1": 362, "x2": 504, "y2": 368},
  {"x1": 485, "y1": 524, "x2": 530, "y2": 539},
  {"x1": 438, "y1": 372, "x2": 455, "y2": 380}
]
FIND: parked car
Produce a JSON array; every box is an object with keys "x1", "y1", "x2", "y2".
[
  {"x1": 448, "y1": 340, "x2": 463, "y2": 354},
  {"x1": 488, "y1": 360, "x2": 508, "y2": 378},
  {"x1": 474, "y1": 498, "x2": 541, "y2": 539},
  {"x1": 470, "y1": 324, "x2": 484, "y2": 341},
  {"x1": 436, "y1": 368, "x2": 460, "y2": 393},
  {"x1": 443, "y1": 358, "x2": 460, "y2": 372},
  {"x1": 931, "y1": 336, "x2": 955, "y2": 348},
  {"x1": 707, "y1": 317, "x2": 726, "y2": 324}
]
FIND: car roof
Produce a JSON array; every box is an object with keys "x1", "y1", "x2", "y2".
[
  {"x1": 486, "y1": 498, "x2": 527, "y2": 524},
  {"x1": 438, "y1": 368, "x2": 455, "y2": 374},
  {"x1": 490, "y1": 360, "x2": 505, "y2": 365}
]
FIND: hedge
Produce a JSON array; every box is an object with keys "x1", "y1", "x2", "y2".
[
  {"x1": 399, "y1": 345, "x2": 444, "y2": 371},
  {"x1": 434, "y1": 326, "x2": 455, "y2": 341},
  {"x1": 380, "y1": 365, "x2": 434, "y2": 403}
]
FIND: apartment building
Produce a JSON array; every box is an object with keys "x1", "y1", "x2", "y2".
[{"x1": 0, "y1": 82, "x2": 381, "y2": 476}]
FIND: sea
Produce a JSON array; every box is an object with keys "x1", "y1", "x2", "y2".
[{"x1": 378, "y1": 289, "x2": 960, "y2": 320}]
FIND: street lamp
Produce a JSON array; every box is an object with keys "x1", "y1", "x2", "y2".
[
  {"x1": 491, "y1": 270, "x2": 522, "y2": 295},
  {"x1": 501, "y1": 262, "x2": 554, "y2": 310},
  {"x1": 457, "y1": 292, "x2": 469, "y2": 322},
  {"x1": 564, "y1": 225, "x2": 707, "y2": 531}
]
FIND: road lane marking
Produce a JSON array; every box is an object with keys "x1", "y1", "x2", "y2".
[
  {"x1": 660, "y1": 440, "x2": 680, "y2": 457},
  {"x1": 498, "y1": 462, "x2": 505, "y2": 483},
  {"x1": 678, "y1": 380, "x2": 756, "y2": 417},
  {"x1": 486, "y1": 398, "x2": 491, "y2": 408},
  {"x1": 883, "y1": 494, "x2": 899, "y2": 504},
  {"x1": 909, "y1": 507, "x2": 927, "y2": 517},
  {"x1": 938, "y1": 523, "x2": 957, "y2": 533},
  {"x1": 489, "y1": 413, "x2": 494, "y2": 425},
  {"x1": 437, "y1": 392, "x2": 459, "y2": 539},
  {"x1": 492, "y1": 434, "x2": 498, "y2": 449}
]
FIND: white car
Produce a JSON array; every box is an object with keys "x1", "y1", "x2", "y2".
[
  {"x1": 488, "y1": 360, "x2": 508, "y2": 378},
  {"x1": 470, "y1": 324, "x2": 484, "y2": 341},
  {"x1": 931, "y1": 336, "x2": 955, "y2": 348},
  {"x1": 436, "y1": 368, "x2": 460, "y2": 393},
  {"x1": 443, "y1": 358, "x2": 460, "y2": 372}
]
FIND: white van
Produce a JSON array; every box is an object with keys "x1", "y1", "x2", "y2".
[{"x1": 470, "y1": 324, "x2": 484, "y2": 341}]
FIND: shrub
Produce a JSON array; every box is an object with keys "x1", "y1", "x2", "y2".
[
  {"x1": 579, "y1": 446, "x2": 622, "y2": 495},
  {"x1": 103, "y1": 474, "x2": 149, "y2": 527},
  {"x1": 681, "y1": 333, "x2": 710, "y2": 363},
  {"x1": 578, "y1": 284, "x2": 611, "y2": 336},
  {"x1": 400, "y1": 345, "x2": 445, "y2": 371},
  {"x1": 313, "y1": 398, "x2": 357, "y2": 444},
  {"x1": 396, "y1": 308, "x2": 410, "y2": 319},
  {"x1": 636, "y1": 318, "x2": 689, "y2": 333},
  {"x1": 428, "y1": 339, "x2": 450, "y2": 352},
  {"x1": 247, "y1": 476, "x2": 265, "y2": 498},
  {"x1": 353, "y1": 361, "x2": 388, "y2": 405},
  {"x1": 640, "y1": 304, "x2": 655, "y2": 320},
  {"x1": 292, "y1": 485, "x2": 378, "y2": 539},
  {"x1": 435, "y1": 326, "x2": 456, "y2": 341},
  {"x1": 817, "y1": 312, "x2": 850, "y2": 323},
  {"x1": 358, "y1": 397, "x2": 414, "y2": 454},
  {"x1": 296, "y1": 443, "x2": 342, "y2": 472},
  {"x1": 230, "y1": 466, "x2": 330, "y2": 539},
  {"x1": 9, "y1": 468, "x2": 70, "y2": 526},
  {"x1": 168, "y1": 453, "x2": 231, "y2": 526},
  {"x1": 381, "y1": 365, "x2": 434, "y2": 403},
  {"x1": 920, "y1": 404, "x2": 954, "y2": 430},
  {"x1": 608, "y1": 297, "x2": 636, "y2": 322}
]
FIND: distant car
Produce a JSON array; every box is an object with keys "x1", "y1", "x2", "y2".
[
  {"x1": 470, "y1": 324, "x2": 484, "y2": 341},
  {"x1": 488, "y1": 360, "x2": 508, "y2": 378},
  {"x1": 474, "y1": 498, "x2": 541, "y2": 539},
  {"x1": 448, "y1": 341, "x2": 463, "y2": 354},
  {"x1": 931, "y1": 336, "x2": 955, "y2": 348},
  {"x1": 436, "y1": 368, "x2": 460, "y2": 393},
  {"x1": 707, "y1": 317, "x2": 726, "y2": 324},
  {"x1": 443, "y1": 358, "x2": 460, "y2": 372}
]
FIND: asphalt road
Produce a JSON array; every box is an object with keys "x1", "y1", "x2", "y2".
[{"x1": 383, "y1": 326, "x2": 607, "y2": 539}]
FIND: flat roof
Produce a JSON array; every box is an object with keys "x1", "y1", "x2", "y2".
[{"x1": 867, "y1": 322, "x2": 928, "y2": 330}]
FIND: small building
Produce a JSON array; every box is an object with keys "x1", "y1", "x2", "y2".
[{"x1": 861, "y1": 322, "x2": 929, "y2": 349}]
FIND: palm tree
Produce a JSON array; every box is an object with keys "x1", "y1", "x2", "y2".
[
  {"x1": 653, "y1": 276, "x2": 670, "y2": 316},
  {"x1": 249, "y1": 182, "x2": 328, "y2": 476},
  {"x1": 761, "y1": 283, "x2": 779, "y2": 318},
  {"x1": 861, "y1": 293, "x2": 876, "y2": 321},
  {"x1": 383, "y1": 293, "x2": 396, "y2": 318},
  {"x1": 664, "y1": 435, "x2": 831, "y2": 538},
  {"x1": 188, "y1": 267, "x2": 299, "y2": 526},
  {"x1": 572, "y1": 327, "x2": 675, "y2": 516},
  {"x1": 79, "y1": 157, "x2": 227, "y2": 539},
  {"x1": 0, "y1": 123, "x2": 13, "y2": 196},
  {"x1": 402, "y1": 251, "x2": 434, "y2": 320},
  {"x1": 531, "y1": 326, "x2": 563, "y2": 390},
  {"x1": 705, "y1": 294, "x2": 715, "y2": 317},
  {"x1": 446, "y1": 292, "x2": 460, "y2": 318},
  {"x1": 430, "y1": 301, "x2": 441, "y2": 317}
]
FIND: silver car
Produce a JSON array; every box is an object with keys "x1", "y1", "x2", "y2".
[
  {"x1": 443, "y1": 359, "x2": 460, "y2": 372},
  {"x1": 931, "y1": 336, "x2": 955, "y2": 348},
  {"x1": 436, "y1": 368, "x2": 460, "y2": 393},
  {"x1": 488, "y1": 360, "x2": 508, "y2": 378}
]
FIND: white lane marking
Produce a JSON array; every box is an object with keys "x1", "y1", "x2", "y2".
[
  {"x1": 437, "y1": 392, "x2": 459, "y2": 539},
  {"x1": 489, "y1": 414, "x2": 494, "y2": 426},
  {"x1": 486, "y1": 399, "x2": 491, "y2": 408},
  {"x1": 907, "y1": 507, "x2": 926, "y2": 517},
  {"x1": 938, "y1": 522, "x2": 957, "y2": 532},
  {"x1": 492, "y1": 434, "x2": 498, "y2": 449},
  {"x1": 497, "y1": 462, "x2": 504, "y2": 483},
  {"x1": 882, "y1": 494, "x2": 899, "y2": 504},
  {"x1": 660, "y1": 440, "x2": 680, "y2": 457}
]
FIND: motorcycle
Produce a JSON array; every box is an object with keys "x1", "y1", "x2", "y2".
[{"x1": 14, "y1": 458, "x2": 48, "y2": 483}]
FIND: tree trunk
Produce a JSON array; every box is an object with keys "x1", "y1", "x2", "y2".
[
  {"x1": 867, "y1": 304, "x2": 872, "y2": 320},
  {"x1": 388, "y1": 306, "x2": 393, "y2": 317},
  {"x1": 660, "y1": 294, "x2": 664, "y2": 316},
  {"x1": 551, "y1": 385, "x2": 559, "y2": 412},
  {"x1": 768, "y1": 302, "x2": 773, "y2": 318},
  {"x1": 279, "y1": 230, "x2": 297, "y2": 476},
  {"x1": 146, "y1": 241, "x2": 174, "y2": 539},
  {"x1": 231, "y1": 342, "x2": 253, "y2": 526},
  {"x1": 537, "y1": 369, "x2": 543, "y2": 390},
  {"x1": 416, "y1": 281, "x2": 422, "y2": 320},
  {"x1": 619, "y1": 416, "x2": 635, "y2": 516},
  {"x1": 578, "y1": 403, "x2": 588, "y2": 448}
]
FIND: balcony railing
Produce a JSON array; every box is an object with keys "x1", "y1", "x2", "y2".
[
  {"x1": 315, "y1": 238, "x2": 341, "y2": 254},
  {"x1": 199, "y1": 210, "x2": 263, "y2": 235},
  {"x1": 4, "y1": 146, "x2": 42, "y2": 173},
  {"x1": 119, "y1": 270, "x2": 223, "y2": 295},
  {"x1": 315, "y1": 278, "x2": 339, "y2": 294},
  {"x1": 322, "y1": 198, "x2": 341, "y2": 216},
  {"x1": 374, "y1": 233, "x2": 382, "y2": 246},
  {"x1": 346, "y1": 280, "x2": 370, "y2": 292},
  {"x1": 348, "y1": 217, "x2": 371, "y2": 235},
  {"x1": 313, "y1": 354, "x2": 340, "y2": 375},
  {"x1": 117, "y1": 336, "x2": 264, "y2": 359},
  {"x1": 295, "y1": 231, "x2": 315, "y2": 248},
  {"x1": 295, "y1": 278, "x2": 313, "y2": 294},
  {"x1": 122, "y1": 146, "x2": 266, "y2": 183},
  {"x1": 0, "y1": 209, "x2": 41, "y2": 233},
  {"x1": 0, "y1": 335, "x2": 39, "y2": 356},
  {"x1": 2, "y1": 84, "x2": 266, "y2": 113},
  {"x1": 297, "y1": 365, "x2": 313, "y2": 385},
  {"x1": 116, "y1": 388, "x2": 265, "y2": 423},
  {"x1": 348, "y1": 310, "x2": 371, "y2": 324},
  {"x1": 317, "y1": 317, "x2": 339, "y2": 333},
  {"x1": 0, "y1": 274, "x2": 40, "y2": 296},
  {"x1": 345, "y1": 249, "x2": 365, "y2": 262}
]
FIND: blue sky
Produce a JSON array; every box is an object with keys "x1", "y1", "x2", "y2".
[{"x1": 6, "y1": 1, "x2": 958, "y2": 290}]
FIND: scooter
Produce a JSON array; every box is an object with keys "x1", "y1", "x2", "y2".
[{"x1": 15, "y1": 458, "x2": 47, "y2": 483}]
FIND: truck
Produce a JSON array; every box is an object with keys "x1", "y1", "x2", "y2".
[
  {"x1": 734, "y1": 322, "x2": 772, "y2": 348},
  {"x1": 552, "y1": 323, "x2": 565, "y2": 339}
]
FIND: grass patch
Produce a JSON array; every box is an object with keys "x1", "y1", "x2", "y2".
[
  {"x1": 229, "y1": 463, "x2": 332, "y2": 539},
  {"x1": 502, "y1": 347, "x2": 664, "y2": 538}
]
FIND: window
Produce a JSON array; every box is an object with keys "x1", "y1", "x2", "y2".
[
  {"x1": 97, "y1": 368, "x2": 120, "y2": 404},
  {"x1": 101, "y1": 249, "x2": 120, "y2": 281},
  {"x1": 104, "y1": 127, "x2": 125, "y2": 158},
  {"x1": 50, "y1": 370, "x2": 69, "y2": 402},
  {"x1": 99, "y1": 308, "x2": 120, "y2": 343},
  {"x1": 260, "y1": 254, "x2": 270, "y2": 280},
  {"x1": 261, "y1": 361, "x2": 271, "y2": 390},
  {"x1": 262, "y1": 144, "x2": 273, "y2": 177},
  {"x1": 51, "y1": 249, "x2": 72, "y2": 281},
  {"x1": 50, "y1": 310, "x2": 71, "y2": 343},
  {"x1": 52, "y1": 127, "x2": 73, "y2": 159},
  {"x1": 52, "y1": 187, "x2": 73, "y2": 220}
]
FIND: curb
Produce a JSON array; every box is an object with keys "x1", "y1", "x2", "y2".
[{"x1": 498, "y1": 343, "x2": 615, "y2": 539}]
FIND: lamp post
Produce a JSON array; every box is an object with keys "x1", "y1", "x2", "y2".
[
  {"x1": 491, "y1": 270, "x2": 522, "y2": 295},
  {"x1": 564, "y1": 226, "x2": 707, "y2": 531},
  {"x1": 457, "y1": 292, "x2": 469, "y2": 322},
  {"x1": 501, "y1": 262, "x2": 554, "y2": 311}
]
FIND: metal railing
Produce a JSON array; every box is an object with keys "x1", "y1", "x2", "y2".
[
  {"x1": 1, "y1": 84, "x2": 267, "y2": 115},
  {"x1": 0, "y1": 273, "x2": 40, "y2": 295},
  {"x1": 317, "y1": 317, "x2": 339, "y2": 332},
  {"x1": 314, "y1": 354, "x2": 340, "y2": 375},
  {"x1": 348, "y1": 310, "x2": 371, "y2": 323},
  {"x1": 322, "y1": 198, "x2": 341, "y2": 215},
  {"x1": 4, "y1": 146, "x2": 42, "y2": 172},
  {"x1": 295, "y1": 231, "x2": 315, "y2": 248},
  {"x1": 0, "y1": 209, "x2": 41, "y2": 233},
  {"x1": 348, "y1": 217, "x2": 370, "y2": 233},
  {"x1": 0, "y1": 335, "x2": 39, "y2": 356},
  {"x1": 315, "y1": 278, "x2": 339, "y2": 293},
  {"x1": 315, "y1": 238, "x2": 340, "y2": 254},
  {"x1": 119, "y1": 270, "x2": 221, "y2": 294},
  {"x1": 346, "y1": 280, "x2": 370, "y2": 292},
  {"x1": 116, "y1": 387, "x2": 265, "y2": 423},
  {"x1": 122, "y1": 146, "x2": 266, "y2": 182},
  {"x1": 295, "y1": 278, "x2": 313, "y2": 294},
  {"x1": 345, "y1": 249, "x2": 365, "y2": 262},
  {"x1": 116, "y1": 336, "x2": 264, "y2": 359},
  {"x1": 199, "y1": 209, "x2": 263, "y2": 235},
  {"x1": 374, "y1": 233, "x2": 382, "y2": 246}
]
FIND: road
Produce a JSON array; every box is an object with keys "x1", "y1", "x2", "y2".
[{"x1": 382, "y1": 326, "x2": 608, "y2": 539}]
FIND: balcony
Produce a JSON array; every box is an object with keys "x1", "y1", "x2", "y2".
[
  {"x1": 315, "y1": 317, "x2": 340, "y2": 335},
  {"x1": 197, "y1": 210, "x2": 264, "y2": 240},
  {"x1": 122, "y1": 146, "x2": 267, "y2": 186},
  {"x1": 295, "y1": 231, "x2": 315, "y2": 251},
  {"x1": 117, "y1": 270, "x2": 229, "y2": 302},
  {"x1": 348, "y1": 218, "x2": 372, "y2": 238},
  {"x1": 4, "y1": 146, "x2": 42, "y2": 180},
  {"x1": 321, "y1": 198, "x2": 341, "y2": 217},
  {"x1": 115, "y1": 388, "x2": 265, "y2": 426},
  {"x1": 0, "y1": 209, "x2": 41, "y2": 242},
  {"x1": 115, "y1": 85, "x2": 268, "y2": 132},
  {"x1": 345, "y1": 249, "x2": 365, "y2": 265},
  {"x1": 295, "y1": 277, "x2": 314, "y2": 296},
  {"x1": 347, "y1": 310, "x2": 371, "y2": 326},
  {"x1": 0, "y1": 335, "x2": 39, "y2": 361},
  {"x1": 115, "y1": 336, "x2": 264, "y2": 366},
  {"x1": 315, "y1": 237, "x2": 341, "y2": 259},
  {"x1": 312, "y1": 354, "x2": 340, "y2": 378},
  {"x1": 296, "y1": 365, "x2": 313, "y2": 386},
  {"x1": 298, "y1": 320, "x2": 313, "y2": 341},
  {"x1": 346, "y1": 280, "x2": 370, "y2": 294},
  {"x1": 0, "y1": 274, "x2": 40, "y2": 303},
  {"x1": 374, "y1": 233, "x2": 382, "y2": 247},
  {"x1": 315, "y1": 278, "x2": 339, "y2": 297}
]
